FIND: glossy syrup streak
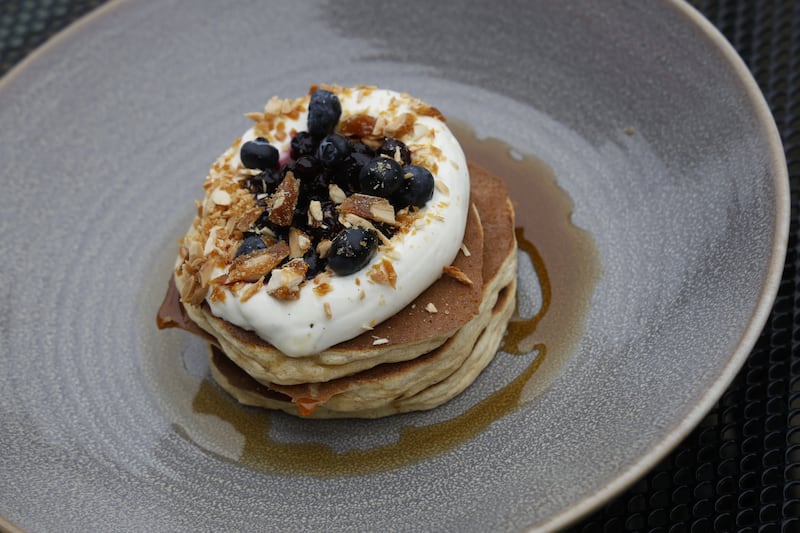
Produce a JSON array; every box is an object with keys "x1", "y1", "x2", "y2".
[{"x1": 165, "y1": 122, "x2": 599, "y2": 476}]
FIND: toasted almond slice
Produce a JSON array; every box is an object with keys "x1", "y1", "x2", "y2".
[
  {"x1": 239, "y1": 277, "x2": 264, "y2": 302},
  {"x1": 245, "y1": 112, "x2": 265, "y2": 122},
  {"x1": 264, "y1": 96, "x2": 282, "y2": 115},
  {"x1": 341, "y1": 213, "x2": 391, "y2": 245},
  {"x1": 280, "y1": 99, "x2": 294, "y2": 114},
  {"x1": 384, "y1": 112, "x2": 416, "y2": 139},
  {"x1": 203, "y1": 227, "x2": 219, "y2": 256},
  {"x1": 308, "y1": 200, "x2": 324, "y2": 226},
  {"x1": 198, "y1": 259, "x2": 218, "y2": 288},
  {"x1": 443, "y1": 265, "x2": 473, "y2": 286},
  {"x1": 371, "y1": 115, "x2": 387, "y2": 137},
  {"x1": 268, "y1": 171, "x2": 300, "y2": 227},
  {"x1": 265, "y1": 258, "x2": 308, "y2": 300},
  {"x1": 289, "y1": 227, "x2": 312, "y2": 258},
  {"x1": 210, "y1": 189, "x2": 231, "y2": 206},
  {"x1": 316, "y1": 239, "x2": 332, "y2": 258},
  {"x1": 180, "y1": 275, "x2": 208, "y2": 306},
  {"x1": 328, "y1": 184, "x2": 347, "y2": 204},
  {"x1": 225, "y1": 241, "x2": 289, "y2": 284},
  {"x1": 340, "y1": 194, "x2": 398, "y2": 226}
]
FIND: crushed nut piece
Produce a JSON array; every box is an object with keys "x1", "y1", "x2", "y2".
[
  {"x1": 289, "y1": 227, "x2": 312, "y2": 258},
  {"x1": 443, "y1": 265, "x2": 473, "y2": 286},
  {"x1": 203, "y1": 227, "x2": 220, "y2": 256},
  {"x1": 280, "y1": 99, "x2": 294, "y2": 114},
  {"x1": 245, "y1": 112, "x2": 265, "y2": 122},
  {"x1": 308, "y1": 200, "x2": 324, "y2": 225},
  {"x1": 372, "y1": 337, "x2": 389, "y2": 346},
  {"x1": 180, "y1": 276, "x2": 209, "y2": 306},
  {"x1": 210, "y1": 189, "x2": 231, "y2": 206},
  {"x1": 338, "y1": 114, "x2": 378, "y2": 137},
  {"x1": 239, "y1": 277, "x2": 264, "y2": 302},
  {"x1": 316, "y1": 239, "x2": 332, "y2": 258},
  {"x1": 313, "y1": 283, "x2": 333, "y2": 296},
  {"x1": 198, "y1": 259, "x2": 218, "y2": 288},
  {"x1": 367, "y1": 258, "x2": 397, "y2": 288},
  {"x1": 264, "y1": 96, "x2": 282, "y2": 115},
  {"x1": 265, "y1": 258, "x2": 308, "y2": 300},
  {"x1": 460, "y1": 243, "x2": 471, "y2": 257},
  {"x1": 341, "y1": 213, "x2": 391, "y2": 245},
  {"x1": 323, "y1": 302, "x2": 333, "y2": 319},
  {"x1": 225, "y1": 241, "x2": 289, "y2": 284},
  {"x1": 384, "y1": 112, "x2": 416, "y2": 139},
  {"x1": 434, "y1": 179, "x2": 449, "y2": 195},
  {"x1": 328, "y1": 184, "x2": 347, "y2": 204},
  {"x1": 425, "y1": 302, "x2": 438, "y2": 313},
  {"x1": 371, "y1": 116, "x2": 387, "y2": 137},
  {"x1": 340, "y1": 194, "x2": 398, "y2": 226},
  {"x1": 267, "y1": 171, "x2": 299, "y2": 226},
  {"x1": 383, "y1": 248, "x2": 400, "y2": 261}
]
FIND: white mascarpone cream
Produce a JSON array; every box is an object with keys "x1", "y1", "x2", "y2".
[{"x1": 201, "y1": 87, "x2": 469, "y2": 356}]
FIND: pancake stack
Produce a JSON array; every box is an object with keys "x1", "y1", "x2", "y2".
[
  {"x1": 160, "y1": 86, "x2": 517, "y2": 418},
  {"x1": 197, "y1": 165, "x2": 516, "y2": 418}
]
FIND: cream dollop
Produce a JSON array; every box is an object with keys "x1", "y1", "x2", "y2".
[{"x1": 207, "y1": 87, "x2": 469, "y2": 356}]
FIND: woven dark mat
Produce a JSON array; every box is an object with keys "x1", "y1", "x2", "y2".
[{"x1": 2, "y1": 0, "x2": 797, "y2": 531}]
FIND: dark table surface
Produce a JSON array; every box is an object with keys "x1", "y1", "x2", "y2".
[{"x1": 1, "y1": 1, "x2": 797, "y2": 531}]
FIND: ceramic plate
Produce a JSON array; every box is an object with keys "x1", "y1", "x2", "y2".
[{"x1": 0, "y1": 1, "x2": 788, "y2": 531}]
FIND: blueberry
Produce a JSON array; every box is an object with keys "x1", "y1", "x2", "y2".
[
  {"x1": 328, "y1": 227, "x2": 378, "y2": 276},
  {"x1": 234, "y1": 234, "x2": 267, "y2": 258},
  {"x1": 317, "y1": 133, "x2": 352, "y2": 169},
  {"x1": 240, "y1": 137, "x2": 279, "y2": 170},
  {"x1": 244, "y1": 168, "x2": 282, "y2": 195},
  {"x1": 358, "y1": 157, "x2": 403, "y2": 197},
  {"x1": 293, "y1": 155, "x2": 323, "y2": 180},
  {"x1": 303, "y1": 248, "x2": 327, "y2": 279},
  {"x1": 393, "y1": 165, "x2": 435, "y2": 208},
  {"x1": 290, "y1": 131, "x2": 316, "y2": 159},
  {"x1": 307, "y1": 89, "x2": 341, "y2": 138},
  {"x1": 351, "y1": 141, "x2": 375, "y2": 157},
  {"x1": 337, "y1": 152, "x2": 372, "y2": 191},
  {"x1": 377, "y1": 138, "x2": 412, "y2": 165}
]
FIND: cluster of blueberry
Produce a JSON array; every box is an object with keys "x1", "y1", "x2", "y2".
[{"x1": 234, "y1": 89, "x2": 436, "y2": 278}]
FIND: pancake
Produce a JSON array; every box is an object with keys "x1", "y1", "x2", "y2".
[{"x1": 207, "y1": 163, "x2": 517, "y2": 417}]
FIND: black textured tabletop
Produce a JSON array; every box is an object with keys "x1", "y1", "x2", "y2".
[{"x1": 1, "y1": 1, "x2": 797, "y2": 531}]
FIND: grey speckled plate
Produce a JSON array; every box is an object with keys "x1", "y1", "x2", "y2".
[{"x1": 0, "y1": 1, "x2": 789, "y2": 531}]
